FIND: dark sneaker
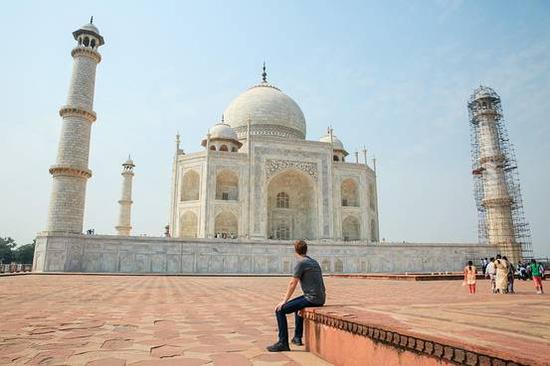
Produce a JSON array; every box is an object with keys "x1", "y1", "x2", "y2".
[
  {"x1": 266, "y1": 341, "x2": 290, "y2": 352},
  {"x1": 291, "y1": 337, "x2": 303, "y2": 346}
]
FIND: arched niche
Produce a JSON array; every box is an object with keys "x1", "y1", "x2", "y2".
[
  {"x1": 341, "y1": 178, "x2": 359, "y2": 207},
  {"x1": 267, "y1": 169, "x2": 317, "y2": 240},
  {"x1": 321, "y1": 258, "x2": 331, "y2": 272},
  {"x1": 181, "y1": 170, "x2": 200, "y2": 201},
  {"x1": 216, "y1": 170, "x2": 239, "y2": 200},
  {"x1": 214, "y1": 211, "x2": 238, "y2": 237},
  {"x1": 179, "y1": 211, "x2": 198, "y2": 238},
  {"x1": 334, "y1": 259, "x2": 344, "y2": 273},
  {"x1": 342, "y1": 215, "x2": 360, "y2": 241}
]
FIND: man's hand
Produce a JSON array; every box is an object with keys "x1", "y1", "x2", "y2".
[
  {"x1": 275, "y1": 301, "x2": 286, "y2": 312},
  {"x1": 275, "y1": 277, "x2": 299, "y2": 312}
]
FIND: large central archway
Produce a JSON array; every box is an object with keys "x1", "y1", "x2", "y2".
[{"x1": 267, "y1": 169, "x2": 317, "y2": 240}]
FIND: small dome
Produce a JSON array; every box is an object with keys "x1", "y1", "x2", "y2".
[
  {"x1": 223, "y1": 83, "x2": 306, "y2": 139},
  {"x1": 320, "y1": 133, "x2": 345, "y2": 151},
  {"x1": 80, "y1": 22, "x2": 101, "y2": 35},
  {"x1": 471, "y1": 85, "x2": 500, "y2": 101},
  {"x1": 208, "y1": 123, "x2": 238, "y2": 141},
  {"x1": 72, "y1": 19, "x2": 105, "y2": 46},
  {"x1": 201, "y1": 120, "x2": 242, "y2": 149},
  {"x1": 123, "y1": 155, "x2": 134, "y2": 167}
]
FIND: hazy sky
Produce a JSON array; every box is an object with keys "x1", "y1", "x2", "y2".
[{"x1": 1, "y1": 1, "x2": 549, "y2": 256}]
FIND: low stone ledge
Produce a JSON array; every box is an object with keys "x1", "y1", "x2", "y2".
[
  {"x1": 329, "y1": 273, "x2": 489, "y2": 281},
  {"x1": 303, "y1": 307, "x2": 532, "y2": 366}
]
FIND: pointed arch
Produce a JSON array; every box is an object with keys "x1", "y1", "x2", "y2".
[
  {"x1": 321, "y1": 258, "x2": 331, "y2": 272},
  {"x1": 341, "y1": 178, "x2": 359, "y2": 207},
  {"x1": 216, "y1": 170, "x2": 239, "y2": 200},
  {"x1": 181, "y1": 170, "x2": 200, "y2": 201},
  {"x1": 267, "y1": 169, "x2": 317, "y2": 240},
  {"x1": 342, "y1": 215, "x2": 360, "y2": 241},
  {"x1": 179, "y1": 211, "x2": 198, "y2": 238},
  {"x1": 214, "y1": 211, "x2": 238, "y2": 237},
  {"x1": 335, "y1": 259, "x2": 344, "y2": 273}
]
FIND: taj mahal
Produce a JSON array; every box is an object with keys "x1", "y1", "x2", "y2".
[
  {"x1": 33, "y1": 20, "x2": 496, "y2": 274},
  {"x1": 169, "y1": 65, "x2": 379, "y2": 243}
]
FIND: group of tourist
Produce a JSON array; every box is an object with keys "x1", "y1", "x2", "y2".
[
  {"x1": 214, "y1": 232, "x2": 237, "y2": 239},
  {"x1": 464, "y1": 256, "x2": 545, "y2": 295}
]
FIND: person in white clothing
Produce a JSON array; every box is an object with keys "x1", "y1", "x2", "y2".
[{"x1": 485, "y1": 257, "x2": 497, "y2": 293}]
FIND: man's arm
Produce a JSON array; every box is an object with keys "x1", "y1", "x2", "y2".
[{"x1": 275, "y1": 277, "x2": 299, "y2": 311}]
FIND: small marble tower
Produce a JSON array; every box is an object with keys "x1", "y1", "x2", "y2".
[
  {"x1": 115, "y1": 157, "x2": 135, "y2": 236},
  {"x1": 46, "y1": 19, "x2": 105, "y2": 233}
]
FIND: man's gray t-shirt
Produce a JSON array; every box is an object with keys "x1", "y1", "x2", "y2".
[{"x1": 293, "y1": 256, "x2": 326, "y2": 305}]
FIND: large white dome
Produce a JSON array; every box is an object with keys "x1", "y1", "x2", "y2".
[{"x1": 223, "y1": 82, "x2": 306, "y2": 139}]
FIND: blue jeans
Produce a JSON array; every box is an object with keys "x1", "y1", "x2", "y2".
[{"x1": 275, "y1": 296, "x2": 321, "y2": 343}]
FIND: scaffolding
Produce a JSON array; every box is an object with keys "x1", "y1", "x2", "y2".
[{"x1": 468, "y1": 86, "x2": 533, "y2": 261}]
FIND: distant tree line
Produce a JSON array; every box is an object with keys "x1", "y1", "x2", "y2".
[{"x1": 0, "y1": 237, "x2": 35, "y2": 264}]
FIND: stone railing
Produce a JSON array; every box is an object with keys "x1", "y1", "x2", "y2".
[{"x1": 0, "y1": 264, "x2": 32, "y2": 274}]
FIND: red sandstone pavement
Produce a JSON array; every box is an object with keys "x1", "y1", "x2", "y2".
[{"x1": 0, "y1": 275, "x2": 548, "y2": 365}]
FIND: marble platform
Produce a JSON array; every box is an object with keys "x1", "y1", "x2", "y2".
[{"x1": 33, "y1": 233, "x2": 496, "y2": 274}]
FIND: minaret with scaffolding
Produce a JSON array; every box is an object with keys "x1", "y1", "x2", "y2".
[{"x1": 468, "y1": 86, "x2": 532, "y2": 263}]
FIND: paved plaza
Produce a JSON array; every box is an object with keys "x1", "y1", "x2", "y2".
[{"x1": 0, "y1": 275, "x2": 549, "y2": 365}]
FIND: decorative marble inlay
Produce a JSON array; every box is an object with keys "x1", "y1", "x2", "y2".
[{"x1": 265, "y1": 159, "x2": 318, "y2": 181}]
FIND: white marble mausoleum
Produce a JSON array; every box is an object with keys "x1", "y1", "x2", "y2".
[
  {"x1": 169, "y1": 66, "x2": 379, "y2": 243},
  {"x1": 33, "y1": 20, "x2": 497, "y2": 274}
]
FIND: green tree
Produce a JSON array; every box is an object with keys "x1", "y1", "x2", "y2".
[
  {"x1": 0, "y1": 237, "x2": 17, "y2": 264},
  {"x1": 13, "y1": 240, "x2": 36, "y2": 264}
]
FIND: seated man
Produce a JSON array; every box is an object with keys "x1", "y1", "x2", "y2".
[{"x1": 267, "y1": 240, "x2": 326, "y2": 352}]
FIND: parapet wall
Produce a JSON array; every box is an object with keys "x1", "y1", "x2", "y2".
[{"x1": 33, "y1": 233, "x2": 496, "y2": 274}]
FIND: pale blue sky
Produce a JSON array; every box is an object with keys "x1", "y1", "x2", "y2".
[{"x1": 1, "y1": 1, "x2": 549, "y2": 256}]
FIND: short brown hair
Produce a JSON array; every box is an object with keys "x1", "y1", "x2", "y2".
[{"x1": 294, "y1": 240, "x2": 307, "y2": 255}]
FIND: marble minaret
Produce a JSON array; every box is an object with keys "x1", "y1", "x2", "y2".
[
  {"x1": 469, "y1": 86, "x2": 522, "y2": 262},
  {"x1": 46, "y1": 19, "x2": 104, "y2": 233},
  {"x1": 115, "y1": 157, "x2": 135, "y2": 236}
]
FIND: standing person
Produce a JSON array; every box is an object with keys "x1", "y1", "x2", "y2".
[
  {"x1": 481, "y1": 258, "x2": 488, "y2": 274},
  {"x1": 494, "y1": 255, "x2": 509, "y2": 294},
  {"x1": 485, "y1": 257, "x2": 496, "y2": 293},
  {"x1": 528, "y1": 259, "x2": 544, "y2": 295},
  {"x1": 464, "y1": 260, "x2": 477, "y2": 294},
  {"x1": 503, "y1": 256, "x2": 515, "y2": 294},
  {"x1": 267, "y1": 240, "x2": 326, "y2": 352},
  {"x1": 519, "y1": 263, "x2": 528, "y2": 281}
]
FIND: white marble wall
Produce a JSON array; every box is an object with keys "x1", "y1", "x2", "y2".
[{"x1": 33, "y1": 233, "x2": 496, "y2": 274}]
